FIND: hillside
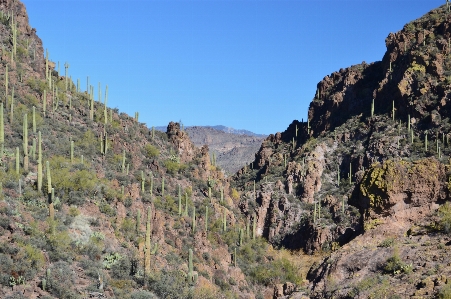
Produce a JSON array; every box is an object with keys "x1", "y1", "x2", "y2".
[
  {"x1": 185, "y1": 126, "x2": 266, "y2": 175},
  {"x1": 230, "y1": 3, "x2": 451, "y2": 298},
  {"x1": 0, "y1": 1, "x2": 312, "y2": 299},
  {"x1": 2, "y1": 0, "x2": 451, "y2": 298}
]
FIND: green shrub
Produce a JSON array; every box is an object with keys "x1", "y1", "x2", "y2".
[
  {"x1": 378, "y1": 237, "x2": 395, "y2": 248},
  {"x1": 164, "y1": 159, "x2": 186, "y2": 175},
  {"x1": 46, "y1": 261, "x2": 80, "y2": 299},
  {"x1": 148, "y1": 269, "x2": 193, "y2": 299},
  {"x1": 383, "y1": 249, "x2": 412, "y2": 275},
  {"x1": 130, "y1": 290, "x2": 158, "y2": 299},
  {"x1": 439, "y1": 202, "x2": 451, "y2": 233},
  {"x1": 99, "y1": 202, "x2": 116, "y2": 217},
  {"x1": 144, "y1": 144, "x2": 160, "y2": 158},
  {"x1": 439, "y1": 283, "x2": 451, "y2": 299}
]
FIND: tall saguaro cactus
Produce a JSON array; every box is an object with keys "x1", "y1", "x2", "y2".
[
  {"x1": 37, "y1": 132, "x2": 42, "y2": 192},
  {"x1": 121, "y1": 149, "x2": 126, "y2": 173},
  {"x1": 10, "y1": 86, "x2": 14, "y2": 124},
  {"x1": 371, "y1": 98, "x2": 374, "y2": 117},
  {"x1": 64, "y1": 62, "x2": 70, "y2": 91},
  {"x1": 15, "y1": 147, "x2": 19, "y2": 175},
  {"x1": 187, "y1": 249, "x2": 198, "y2": 284},
  {"x1": 23, "y1": 114, "x2": 28, "y2": 172},
  {"x1": 144, "y1": 206, "x2": 158, "y2": 276},
  {"x1": 178, "y1": 185, "x2": 182, "y2": 216},
  {"x1": 46, "y1": 161, "x2": 54, "y2": 221}
]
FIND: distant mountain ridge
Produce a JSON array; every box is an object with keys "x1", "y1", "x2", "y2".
[
  {"x1": 154, "y1": 125, "x2": 266, "y2": 137},
  {"x1": 184, "y1": 126, "x2": 267, "y2": 174}
]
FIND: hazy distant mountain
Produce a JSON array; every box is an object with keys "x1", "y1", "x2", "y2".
[
  {"x1": 154, "y1": 125, "x2": 265, "y2": 137},
  {"x1": 183, "y1": 126, "x2": 267, "y2": 174}
]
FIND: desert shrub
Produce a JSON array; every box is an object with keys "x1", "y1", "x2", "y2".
[
  {"x1": 5, "y1": 292, "x2": 28, "y2": 299},
  {"x1": 0, "y1": 253, "x2": 14, "y2": 286},
  {"x1": 438, "y1": 202, "x2": 451, "y2": 233},
  {"x1": 148, "y1": 269, "x2": 193, "y2": 299},
  {"x1": 46, "y1": 156, "x2": 98, "y2": 198},
  {"x1": 383, "y1": 249, "x2": 412, "y2": 275},
  {"x1": 130, "y1": 290, "x2": 158, "y2": 299},
  {"x1": 111, "y1": 256, "x2": 132, "y2": 279},
  {"x1": 120, "y1": 218, "x2": 136, "y2": 241},
  {"x1": 144, "y1": 144, "x2": 160, "y2": 158},
  {"x1": 0, "y1": 216, "x2": 10, "y2": 229},
  {"x1": 213, "y1": 269, "x2": 230, "y2": 291},
  {"x1": 46, "y1": 261, "x2": 80, "y2": 299},
  {"x1": 46, "y1": 229, "x2": 73, "y2": 262},
  {"x1": 103, "y1": 252, "x2": 122, "y2": 270},
  {"x1": 378, "y1": 237, "x2": 395, "y2": 248},
  {"x1": 99, "y1": 202, "x2": 116, "y2": 217},
  {"x1": 164, "y1": 160, "x2": 186, "y2": 175},
  {"x1": 67, "y1": 191, "x2": 86, "y2": 206},
  {"x1": 439, "y1": 283, "x2": 451, "y2": 299}
]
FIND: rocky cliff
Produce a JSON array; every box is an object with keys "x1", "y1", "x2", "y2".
[{"x1": 231, "y1": 3, "x2": 451, "y2": 298}]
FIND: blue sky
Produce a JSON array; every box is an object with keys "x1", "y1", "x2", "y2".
[{"x1": 23, "y1": 0, "x2": 443, "y2": 135}]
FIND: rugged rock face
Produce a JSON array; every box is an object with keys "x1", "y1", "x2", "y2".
[
  {"x1": 167, "y1": 121, "x2": 196, "y2": 164},
  {"x1": 231, "y1": 3, "x2": 451, "y2": 298}
]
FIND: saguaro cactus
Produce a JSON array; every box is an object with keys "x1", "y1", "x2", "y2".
[
  {"x1": 37, "y1": 132, "x2": 42, "y2": 192},
  {"x1": 425, "y1": 131, "x2": 428, "y2": 151},
  {"x1": 15, "y1": 147, "x2": 19, "y2": 175},
  {"x1": 32, "y1": 106, "x2": 36, "y2": 133},
  {"x1": 23, "y1": 114, "x2": 28, "y2": 172},
  {"x1": 371, "y1": 98, "x2": 374, "y2": 117},
  {"x1": 10, "y1": 86, "x2": 14, "y2": 124},
  {"x1": 5, "y1": 64, "x2": 8, "y2": 97},
  {"x1": 46, "y1": 161, "x2": 54, "y2": 221},
  {"x1": 252, "y1": 213, "x2": 256, "y2": 239},
  {"x1": 407, "y1": 114, "x2": 410, "y2": 132},
  {"x1": 392, "y1": 100, "x2": 395, "y2": 121},
  {"x1": 223, "y1": 208, "x2": 227, "y2": 232},
  {"x1": 141, "y1": 171, "x2": 145, "y2": 193},
  {"x1": 144, "y1": 206, "x2": 158, "y2": 276},
  {"x1": 187, "y1": 249, "x2": 198, "y2": 284},
  {"x1": 70, "y1": 140, "x2": 74, "y2": 164},
  {"x1": 178, "y1": 185, "x2": 182, "y2": 216},
  {"x1": 64, "y1": 62, "x2": 70, "y2": 91},
  {"x1": 184, "y1": 192, "x2": 188, "y2": 216},
  {"x1": 121, "y1": 149, "x2": 126, "y2": 173}
]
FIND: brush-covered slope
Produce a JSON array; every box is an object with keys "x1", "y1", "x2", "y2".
[
  {"x1": 231, "y1": 3, "x2": 451, "y2": 298},
  {"x1": 0, "y1": 1, "x2": 313, "y2": 299}
]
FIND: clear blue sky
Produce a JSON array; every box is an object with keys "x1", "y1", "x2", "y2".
[{"x1": 23, "y1": 0, "x2": 443, "y2": 135}]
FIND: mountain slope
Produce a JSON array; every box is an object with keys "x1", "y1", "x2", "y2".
[
  {"x1": 230, "y1": 3, "x2": 451, "y2": 298},
  {"x1": 0, "y1": 1, "x2": 311, "y2": 299}
]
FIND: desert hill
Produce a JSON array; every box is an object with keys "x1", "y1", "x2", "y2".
[
  {"x1": 1, "y1": 0, "x2": 451, "y2": 298},
  {"x1": 0, "y1": 0, "x2": 309, "y2": 298}
]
